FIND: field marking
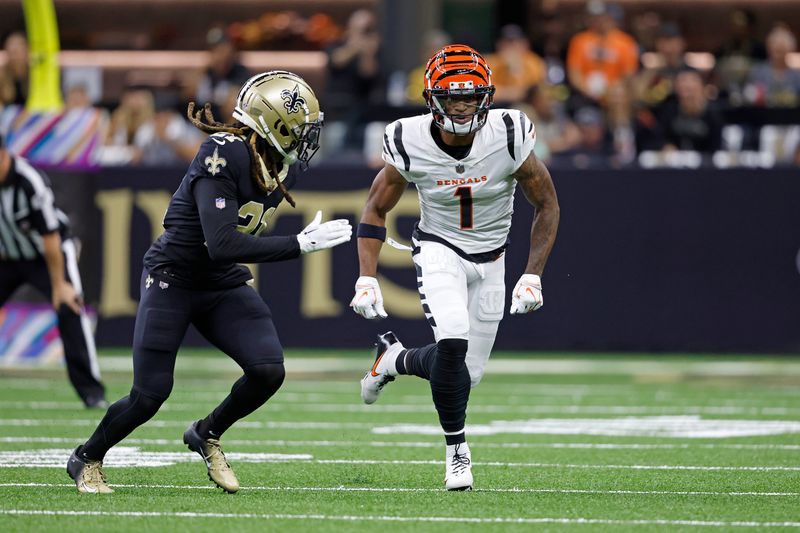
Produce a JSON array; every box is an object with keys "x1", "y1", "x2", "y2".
[
  {"x1": 3, "y1": 416, "x2": 800, "y2": 439},
  {"x1": 1, "y1": 483, "x2": 798, "y2": 497},
  {"x1": 7, "y1": 355, "x2": 800, "y2": 376},
  {"x1": 3, "y1": 400, "x2": 800, "y2": 416},
  {"x1": 2, "y1": 447, "x2": 799, "y2": 471},
  {"x1": 0, "y1": 419, "x2": 375, "y2": 429},
  {"x1": 3, "y1": 436, "x2": 799, "y2": 451},
  {"x1": 0, "y1": 447, "x2": 311, "y2": 467},
  {"x1": 2, "y1": 509, "x2": 799, "y2": 528},
  {"x1": 373, "y1": 417, "x2": 800, "y2": 438}
]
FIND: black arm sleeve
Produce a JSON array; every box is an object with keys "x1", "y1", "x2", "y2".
[{"x1": 193, "y1": 177, "x2": 301, "y2": 263}]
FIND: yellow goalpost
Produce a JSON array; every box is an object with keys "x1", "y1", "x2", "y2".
[{"x1": 22, "y1": 0, "x2": 63, "y2": 112}]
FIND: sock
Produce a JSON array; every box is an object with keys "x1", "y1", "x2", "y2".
[
  {"x1": 444, "y1": 430, "x2": 466, "y2": 446},
  {"x1": 196, "y1": 362, "x2": 285, "y2": 440},
  {"x1": 81, "y1": 389, "x2": 164, "y2": 461},
  {"x1": 429, "y1": 338, "x2": 471, "y2": 434},
  {"x1": 400, "y1": 343, "x2": 437, "y2": 379}
]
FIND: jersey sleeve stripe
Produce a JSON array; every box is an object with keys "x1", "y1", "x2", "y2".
[
  {"x1": 393, "y1": 122, "x2": 411, "y2": 172},
  {"x1": 15, "y1": 158, "x2": 59, "y2": 230},
  {"x1": 383, "y1": 132, "x2": 396, "y2": 161},
  {"x1": 502, "y1": 112, "x2": 516, "y2": 160}
]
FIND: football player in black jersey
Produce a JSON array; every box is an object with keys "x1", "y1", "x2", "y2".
[{"x1": 67, "y1": 71, "x2": 351, "y2": 494}]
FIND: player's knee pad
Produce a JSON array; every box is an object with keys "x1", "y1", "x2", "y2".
[
  {"x1": 435, "y1": 338, "x2": 469, "y2": 370},
  {"x1": 244, "y1": 362, "x2": 286, "y2": 392}
]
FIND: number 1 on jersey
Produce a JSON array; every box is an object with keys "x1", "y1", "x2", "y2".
[{"x1": 454, "y1": 186, "x2": 473, "y2": 229}]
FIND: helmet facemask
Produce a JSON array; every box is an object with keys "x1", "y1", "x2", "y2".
[{"x1": 427, "y1": 85, "x2": 494, "y2": 136}]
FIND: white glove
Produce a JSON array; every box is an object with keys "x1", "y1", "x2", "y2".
[
  {"x1": 296, "y1": 210, "x2": 352, "y2": 254},
  {"x1": 350, "y1": 276, "x2": 388, "y2": 319},
  {"x1": 510, "y1": 274, "x2": 543, "y2": 314}
]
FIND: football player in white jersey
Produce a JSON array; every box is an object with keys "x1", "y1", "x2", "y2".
[{"x1": 350, "y1": 44, "x2": 560, "y2": 490}]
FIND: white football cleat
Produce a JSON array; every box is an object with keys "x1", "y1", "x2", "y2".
[
  {"x1": 445, "y1": 442, "x2": 473, "y2": 491},
  {"x1": 360, "y1": 331, "x2": 404, "y2": 404}
]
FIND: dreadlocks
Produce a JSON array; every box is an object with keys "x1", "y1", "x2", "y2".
[{"x1": 186, "y1": 102, "x2": 296, "y2": 207}]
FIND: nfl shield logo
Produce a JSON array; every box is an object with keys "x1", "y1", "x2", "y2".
[{"x1": 215, "y1": 197, "x2": 226, "y2": 209}]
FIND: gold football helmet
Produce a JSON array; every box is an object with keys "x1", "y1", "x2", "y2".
[{"x1": 233, "y1": 70, "x2": 323, "y2": 165}]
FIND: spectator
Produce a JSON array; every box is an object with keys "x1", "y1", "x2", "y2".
[
  {"x1": 715, "y1": 9, "x2": 767, "y2": 104},
  {"x1": 566, "y1": 0, "x2": 639, "y2": 105},
  {"x1": 516, "y1": 85, "x2": 581, "y2": 161},
  {"x1": 193, "y1": 27, "x2": 251, "y2": 118},
  {"x1": 635, "y1": 23, "x2": 688, "y2": 110},
  {"x1": 404, "y1": 29, "x2": 451, "y2": 105},
  {"x1": 64, "y1": 85, "x2": 93, "y2": 111},
  {"x1": 0, "y1": 32, "x2": 28, "y2": 107},
  {"x1": 324, "y1": 9, "x2": 381, "y2": 149},
  {"x1": 566, "y1": 105, "x2": 614, "y2": 168},
  {"x1": 605, "y1": 83, "x2": 637, "y2": 166},
  {"x1": 134, "y1": 90, "x2": 203, "y2": 166},
  {"x1": 745, "y1": 26, "x2": 800, "y2": 107},
  {"x1": 532, "y1": 12, "x2": 570, "y2": 86},
  {"x1": 657, "y1": 68, "x2": 723, "y2": 153},
  {"x1": 106, "y1": 87, "x2": 201, "y2": 166},
  {"x1": 486, "y1": 24, "x2": 546, "y2": 104},
  {"x1": 106, "y1": 86, "x2": 155, "y2": 149}
]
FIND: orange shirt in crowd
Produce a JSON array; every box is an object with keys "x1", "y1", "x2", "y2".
[
  {"x1": 486, "y1": 50, "x2": 547, "y2": 102},
  {"x1": 567, "y1": 29, "x2": 639, "y2": 99}
]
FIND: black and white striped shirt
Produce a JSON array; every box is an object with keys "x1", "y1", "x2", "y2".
[{"x1": 0, "y1": 156, "x2": 70, "y2": 261}]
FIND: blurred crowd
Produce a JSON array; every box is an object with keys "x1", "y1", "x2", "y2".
[{"x1": 1, "y1": 0, "x2": 799, "y2": 169}]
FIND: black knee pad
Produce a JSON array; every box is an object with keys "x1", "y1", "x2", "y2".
[
  {"x1": 436, "y1": 338, "x2": 468, "y2": 367},
  {"x1": 245, "y1": 362, "x2": 286, "y2": 390}
]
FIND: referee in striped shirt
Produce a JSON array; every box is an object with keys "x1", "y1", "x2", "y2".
[{"x1": 0, "y1": 134, "x2": 106, "y2": 408}]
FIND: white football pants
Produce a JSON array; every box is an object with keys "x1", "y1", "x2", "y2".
[{"x1": 412, "y1": 240, "x2": 505, "y2": 387}]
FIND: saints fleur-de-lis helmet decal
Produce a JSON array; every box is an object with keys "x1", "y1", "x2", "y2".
[
  {"x1": 280, "y1": 85, "x2": 306, "y2": 114},
  {"x1": 233, "y1": 70, "x2": 323, "y2": 166}
]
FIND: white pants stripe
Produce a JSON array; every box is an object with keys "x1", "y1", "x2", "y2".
[{"x1": 61, "y1": 239, "x2": 101, "y2": 382}]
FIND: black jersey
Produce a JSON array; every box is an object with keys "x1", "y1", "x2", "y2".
[
  {"x1": 143, "y1": 133, "x2": 301, "y2": 289},
  {"x1": 0, "y1": 156, "x2": 70, "y2": 262}
]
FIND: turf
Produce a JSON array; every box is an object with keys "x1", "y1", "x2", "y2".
[{"x1": 0, "y1": 350, "x2": 798, "y2": 532}]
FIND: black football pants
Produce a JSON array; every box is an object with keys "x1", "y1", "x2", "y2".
[{"x1": 81, "y1": 269, "x2": 286, "y2": 460}]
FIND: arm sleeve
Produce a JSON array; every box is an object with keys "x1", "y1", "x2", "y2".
[{"x1": 193, "y1": 176, "x2": 300, "y2": 263}]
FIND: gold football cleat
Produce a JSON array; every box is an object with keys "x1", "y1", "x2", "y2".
[
  {"x1": 184, "y1": 421, "x2": 240, "y2": 493},
  {"x1": 66, "y1": 446, "x2": 114, "y2": 494}
]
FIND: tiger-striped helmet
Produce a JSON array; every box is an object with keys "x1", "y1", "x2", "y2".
[{"x1": 423, "y1": 44, "x2": 495, "y2": 135}]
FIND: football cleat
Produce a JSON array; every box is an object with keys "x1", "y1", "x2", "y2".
[
  {"x1": 444, "y1": 442, "x2": 473, "y2": 491},
  {"x1": 360, "y1": 331, "x2": 404, "y2": 404},
  {"x1": 183, "y1": 421, "x2": 240, "y2": 493},
  {"x1": 66, "y1": 446, "x2": 114, "y2": 494}
]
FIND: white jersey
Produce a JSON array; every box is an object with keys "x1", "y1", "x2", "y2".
[{"x1": 382, "y1": 109, "x2": 536, "y2": 254}]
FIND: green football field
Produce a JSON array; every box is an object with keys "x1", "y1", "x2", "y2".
[{"x1": 0, "y1": 350, "x2": 799, "y2": 532}]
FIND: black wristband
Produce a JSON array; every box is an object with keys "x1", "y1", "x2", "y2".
[{"x1": 356, "y1": 223, "x2": 387, "y2": 241}]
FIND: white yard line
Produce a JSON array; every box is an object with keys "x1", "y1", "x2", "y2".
[
  {"x1": 2, "y1": 401, "x2": 799, "y2": 416},
  {"x1": 6, "y1": 356, "x2": 800, "y2": 376},
  {"x1": 0, "y1": 419, "x2": 375, "y2": 429},
  {"x1": 0, "y1": 483, "x2": 797, "y2": 497},
  {"x1": 2, "y1": 446, "x2": 799, "y2": 471},
  {"x1": 2, "y1": 436, "x2": 799, "y2": 451},
  {"x1": 1, "y1": 509, "x2": 798, "y2": 528}
]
